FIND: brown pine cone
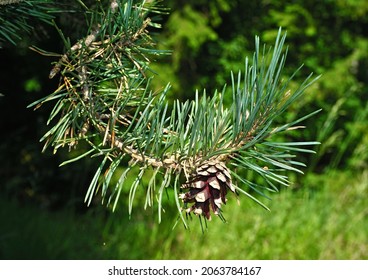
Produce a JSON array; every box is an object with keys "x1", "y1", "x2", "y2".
[{"x1": 180, "y1": 160, "x2": 237, "y2": 220}]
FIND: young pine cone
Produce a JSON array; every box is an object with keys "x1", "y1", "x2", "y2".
[{"x1": 180, "y1": 160, "x2": 238, "y2": 220}]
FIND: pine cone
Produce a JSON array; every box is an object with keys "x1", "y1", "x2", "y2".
[{"x1": 180, "y1": 160, "x2": 237, "y2": 220}]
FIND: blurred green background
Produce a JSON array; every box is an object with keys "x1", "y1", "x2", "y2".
[{"x1": 0, "y1": 0, "x2": 367, "y2": 259}]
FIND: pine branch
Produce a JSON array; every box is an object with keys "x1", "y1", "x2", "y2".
[
  {"x1": 29, "y1": 0, "x2": 320, "y2": 227},
  {"x1": 0, "y1": 0, "x2": 25, "y2": 5}
]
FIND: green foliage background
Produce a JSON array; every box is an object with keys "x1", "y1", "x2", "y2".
[{"x1": 0, "y1": 0, "x2": 367, "y2": 259}]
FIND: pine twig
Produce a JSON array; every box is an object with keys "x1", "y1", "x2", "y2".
[{"x1": 0, "y1": 0, "x2": 25, "y2": 5}]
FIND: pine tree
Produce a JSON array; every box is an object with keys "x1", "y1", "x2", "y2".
[{"x1": 24, "y1": 0, "x2": 320, "y2": 228}]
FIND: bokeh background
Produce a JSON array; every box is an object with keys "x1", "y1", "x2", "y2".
[{"x1": 1, "y1": 0, "x2": 367, "y2": 259}]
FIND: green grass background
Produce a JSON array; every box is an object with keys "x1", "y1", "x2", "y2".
[{"x1": 1, "y1": 169, "x2": 366, "y2": 260}]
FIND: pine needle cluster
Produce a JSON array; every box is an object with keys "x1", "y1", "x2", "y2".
[
  {"x1": 28, "y1": 0, "x2": 320, "y2": 228},
  {"x1": 0, "y1": 0, "x2": 56, "y2": 46}
]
